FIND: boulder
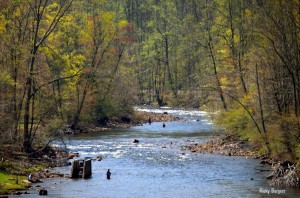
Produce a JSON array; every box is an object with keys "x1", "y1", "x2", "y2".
[
  {"x1": 281, "y1": 160, "x2": 293, "y2": 169},
  {"x1": 132, "y1": 139, "x2": 139, "y2": 143},
  {"x1": 22, "y1": 180, "x2": 32, "y2": 184},
  {"x1": 39, "y1": 189, "x2": 48, "y2": 196},
  {"x1": 68, "y1": 152, "x2": 79, "y2": 159},
  {"x1": 266, "y1": 173, "x2": 274, "y2": 180},
  {"x1": 96, "y1": 155, "x2": 103, "y2": 161}
]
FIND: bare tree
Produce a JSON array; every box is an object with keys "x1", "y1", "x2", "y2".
[{"x1": 23, "y1": 0, "x2": 73, "y2": 152}]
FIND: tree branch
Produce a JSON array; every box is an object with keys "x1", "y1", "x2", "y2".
[
  {"x1": 30, "y1": 67, "x2": 84, "y2": 98},
  {"x1": 204, "y1": 86, "x2": 263, "y2": 134}
]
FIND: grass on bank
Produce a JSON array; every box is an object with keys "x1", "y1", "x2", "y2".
[
  {"x1": 0, "y1": 144, "x2": 49, "y2": 195},
  {"x1": 0, "y1": 172, "x2": 29, "y2": 194}
]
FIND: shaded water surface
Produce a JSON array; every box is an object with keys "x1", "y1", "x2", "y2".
[{"x1": 14, "y1": 107, "x2": 299, "y2": 197}]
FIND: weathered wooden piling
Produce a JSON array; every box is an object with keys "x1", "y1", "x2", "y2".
[
  {"x1": 70, "y1": 160, "x2": 80, "y2": 178},
  {"x1": 70, "y1": 159, "x2": 92, "y2": 179},
  {"x1": 83, "y1": 159, "x2": 92, "y2": 178}
]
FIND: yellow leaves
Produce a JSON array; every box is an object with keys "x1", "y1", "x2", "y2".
[
  {"x1": 296, "y1": 144, "x2": 300, "y2": 159},
  {"x1": 240, "y1": 91, "x2": 256, "y2": 105},
  {"x1": 217, "y1": 48, "x2": 228, "y2": 57},
  {"x1": 215, "y1": 14, "x2": 225, "y2": 29},
  {"x1": 46, "y1": 2, "x2": 60, "y2": 13},
  {"x1": 244, "y1": 8, "x2": 252, "y2": 18},
  {"x1": 0, "y1": 15, "x2": 6, "y2": 34},
  {"x1": 84, "y1": 11, "x2": 117, "y2": 43},
  {"x1": 44, "y1": 2, "x2": 59, "y2": 28},
  {"x1": 0, "y1": 70, "x2": 14, "y2": 86},
  {"x1": 118, "y1": 20, "x2": 128, "y2": 29},
  {"x1": 101, "y1": 12, "x2": 115, "y2": 26},
  {"x1": 62, "y1": 53, "x2": 85, "y2": 73}
]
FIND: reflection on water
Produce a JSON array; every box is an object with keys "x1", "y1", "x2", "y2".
[{"x1": 14, "y1": 107, "x2": 300, "y2": 198}]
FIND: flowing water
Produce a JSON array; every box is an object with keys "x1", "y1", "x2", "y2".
[{"x1": 14, "y1": 107, "x2": 299, "y2": 197}]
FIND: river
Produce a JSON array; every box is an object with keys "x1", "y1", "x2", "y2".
[{"x1": 13, "y1": 107, "x2": 299, "y2": 197}]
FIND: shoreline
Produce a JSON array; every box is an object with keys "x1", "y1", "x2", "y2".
[
  {"x1": 0, "y1": 110, "x2": 180, "y2": 196},
  {"x1": 183, "y1": 135, "x2": 300, "y2": 188},
  {"x1": 61, "y1": 110, "x2": 181, "y2": 134},
  {"x1": 0, "y1": 145, "x2": 70, "y2": 196},
  {"x1": 2, "y1": 110, "x2": 299, "y2": 196},
  {"x1": 183, "y1": 135, "x2": 261, "y2": 157}
]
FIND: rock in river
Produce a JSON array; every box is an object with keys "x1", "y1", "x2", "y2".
[{"x1": 132, "y1": 139, "x2": 139, "y2": 143}]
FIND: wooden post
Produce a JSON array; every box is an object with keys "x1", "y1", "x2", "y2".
[
  {"x1": 70, "y1": 160, "x2": 80, "y2": 178},
  {"x1": 71, "y1": 159, "x2": 92, "y2": 179},
  {"x1": 83, "y1": 159, "x2": 92, "y2": 178}
]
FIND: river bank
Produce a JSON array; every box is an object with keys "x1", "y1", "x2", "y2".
[
  {"x1": 184, "y1": 135, "x2": 260, "y2": 157},
  {"x1": 0, "y1": 109, "x2": 180, "y2": 195},
  {"x1": 3, "y1": 106, "x2": 299, "y2": 197},
  {"x1": 61, "y1": 110, "x2": 181, "y2": 134},
  {"x1": 184, "y1": 135, "x2": 300, "y2": 188},
  {"x1": 4, "y1": 107, "x2": 300, "y2": 197},
  {"x1": 0, "y1": 144, "x2": 69, "y2": 195}
]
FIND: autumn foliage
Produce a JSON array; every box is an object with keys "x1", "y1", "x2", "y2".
[{"x1": 0, "y1": 0, "x2": 299, "y2": 160}]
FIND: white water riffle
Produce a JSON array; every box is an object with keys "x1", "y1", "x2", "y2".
[
  {"x1": 134, "y1": 106, "x2": 214, "y2": 125},
  {"x1": 134, "y1": 106, "x2": 209, "y2": 116}
]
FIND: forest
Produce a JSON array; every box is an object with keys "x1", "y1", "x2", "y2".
[{"x1": 0, "y1": 0, "x2": 300, "y2": 161}]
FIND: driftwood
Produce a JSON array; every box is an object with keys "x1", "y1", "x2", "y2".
[
  {"x1": 254, "y1": 168, "x2": 272, "y2": 172},
  {"x1": 269, "y1": 161, "x2": 300, "y2": 187}
]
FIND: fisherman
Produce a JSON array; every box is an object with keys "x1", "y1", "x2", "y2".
[
  {"x1": 148, "y1": 117, "x2": 152, "y2": 124},
  {"x1": 107, "y1": 169, "x2": 111, "y2": 179},
  {"x1": 163, "y1": 123, "x2": 166, "y2": 128}
]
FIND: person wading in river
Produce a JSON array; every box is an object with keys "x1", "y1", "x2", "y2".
[{"x1": 107, "y1": 169, "x2": 111, "y2": 179}]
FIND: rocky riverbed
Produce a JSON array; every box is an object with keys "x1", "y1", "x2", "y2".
[{"x1": 184, "y1": 135, "x2": 260, "y2": 157}]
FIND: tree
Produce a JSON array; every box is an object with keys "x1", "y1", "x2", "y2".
[
  {"x1": 23, "y1": 0, "x2": 73, "y2": 152},
  {"x1": 203, "y1": 0, "x2": 227, "y2": 110},
  {"x1": 68, "y1": 0, "x2": 124, "y2": 129},
  {"x1": 0, "y1": 1, "x2": 30, "y2": 142}
]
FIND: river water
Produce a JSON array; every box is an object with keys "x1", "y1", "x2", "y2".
[{"x1": 14, "y1": 107, "x2": 299, "y2": 197}]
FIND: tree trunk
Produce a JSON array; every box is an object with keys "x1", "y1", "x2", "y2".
[
  {"x1": 23, "y1": 0, "x2": 73, "y2": 152},
  {"x1": 205, "y1": 2, "x2": 227, "y2": 110},
  {"x1": 12, "y1": 51, "x2": 18, "y2": 142},
  {"x1": 209, "y1": 41, "x2": 228, "y2": 111},
  {"x1": 23, "y1": 49, "x2": 36, "y2": 152},
  {"x1": 255, "y1": 63, "x2": 271, "y2": 153},
  {"x1": 71, "y1": 81, "x2": 88, "y2": 130},
  {"x1": 228, "y1": 0, "x2": 247, "y2": 94}
]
